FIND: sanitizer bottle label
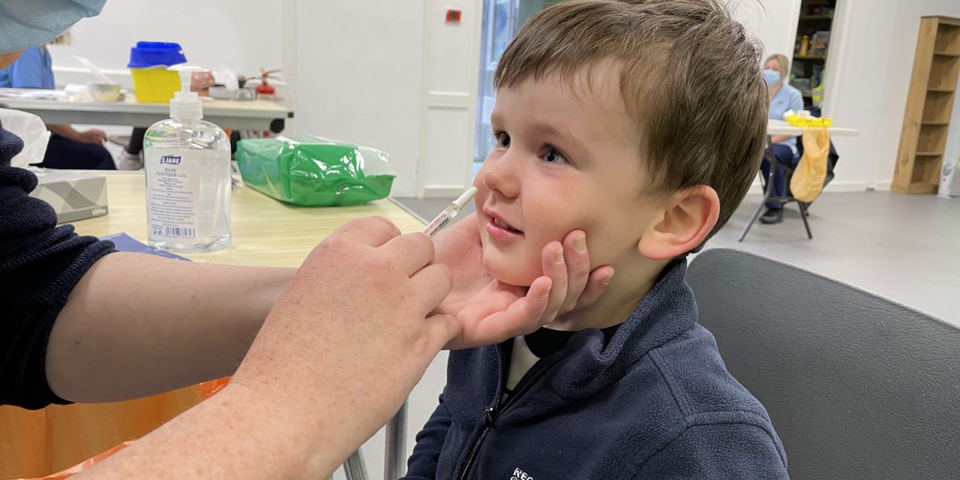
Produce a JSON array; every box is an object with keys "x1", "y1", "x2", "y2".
[{"x1": 146, "y1": 149, "x2": 205, "y2": 241}]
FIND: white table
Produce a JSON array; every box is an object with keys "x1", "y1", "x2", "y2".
[
  {"x1": 767, "y1": 119, "x2": 860, "y2": 137},
  {"x1": 0, "y1": 88, "x2": 293, "y2": 133},
  {"x1": 739, "y1": 120, "x2": 862, "y2": 242}
]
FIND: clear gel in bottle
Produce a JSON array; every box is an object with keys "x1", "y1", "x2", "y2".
[{"x1": 144, "y1": 67, "x2": 231, "y2": 252}]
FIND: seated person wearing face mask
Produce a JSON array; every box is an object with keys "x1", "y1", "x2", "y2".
[
  {"x1": 0, "y1": 35, "x2": 117, "y2": 170},
  {"x1": 759, "y1": 53, "x2": 804, "y2": 225}
]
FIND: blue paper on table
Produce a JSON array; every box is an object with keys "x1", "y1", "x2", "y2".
[{"x1": 100, "y1": 233, "x2": 191, "y2": 261}]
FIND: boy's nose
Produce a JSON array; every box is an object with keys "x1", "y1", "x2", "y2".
[{"x1": 479, "y1": 153, "x2": 520, "y2": 200}]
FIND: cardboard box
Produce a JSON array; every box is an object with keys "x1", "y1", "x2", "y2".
[{"x1": 28, "y1": 170, "x2": 109, "y2": 223}]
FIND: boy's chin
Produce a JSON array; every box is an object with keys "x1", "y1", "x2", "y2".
[{"x1": 482, "y1": 249, "x2": 539, "y2": 287}]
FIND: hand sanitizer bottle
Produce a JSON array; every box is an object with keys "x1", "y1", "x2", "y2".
[{"x1": 144, "y1": 66, "x2": 231, "y2": 252}]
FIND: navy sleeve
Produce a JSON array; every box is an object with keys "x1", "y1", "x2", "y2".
[
  {"x1": 0, "y1": 123, "x2": 115, "y2": 409},
  {"x1": 402, "y1": 393, "x2": 453, "y2": 480},
  {"x1": 634, "y1": 423, "x2": 788, "y2": 479}
]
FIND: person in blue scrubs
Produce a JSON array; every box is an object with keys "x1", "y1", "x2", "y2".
[
  {"x1": 759, "y1": 53, "x2": 804, "y2": 225},
  {"x1": 0, "y1": 40, "x2": 115, "y2": 170}
]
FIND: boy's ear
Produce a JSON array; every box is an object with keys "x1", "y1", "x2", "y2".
[{"x1": 638, "y1": 186, "x2": 720, "y2": 260}]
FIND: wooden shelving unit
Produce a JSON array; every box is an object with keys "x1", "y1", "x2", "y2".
[
  {"x1": 792, "y1": 1, "x2": 837, "y2": 108},
  {"x1": 893, "y1": 16, "x2": 960, "y2": 194}
]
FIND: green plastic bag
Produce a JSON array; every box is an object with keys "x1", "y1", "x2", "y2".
[{"x1": 236, "y1": 135, "x2": 397, "y2": 206}]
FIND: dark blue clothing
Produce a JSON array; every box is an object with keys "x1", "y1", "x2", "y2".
[
  {"x1": 0, "y1": 46, "x2": 55, "y2": 89},
  {"x1": 405, "y1": 261, "x2": 788, "y2": 479},
  {"x1": 761, "y1": 144, "x2": 800, "y2": 210},
  {"x1": 0, "y1": 122, "x2": 115, "y2": 409},
  {"x1": 43, "y1": 133, "x2": 115, "y2": 170}
]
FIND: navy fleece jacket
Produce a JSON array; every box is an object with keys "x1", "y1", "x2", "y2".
[
  {"x1": 0, "y1": 122, "x2": 114, "y2": 409},
  {"x1": 405, "y1": 260, "x2": 788, "y2": 479}
]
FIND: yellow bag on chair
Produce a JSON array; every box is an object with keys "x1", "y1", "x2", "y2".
[{"x1": 790, "y1": 127, "x2": 830, "y2": 202}]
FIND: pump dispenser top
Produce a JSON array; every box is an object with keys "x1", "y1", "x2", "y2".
[{"x1": 169, "y1": 65, "x2": 204, "y2": 120}]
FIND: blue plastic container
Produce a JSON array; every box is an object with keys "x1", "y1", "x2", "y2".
[{"x1": 127, "y1": 42, "x2": 187, "y2": 68}]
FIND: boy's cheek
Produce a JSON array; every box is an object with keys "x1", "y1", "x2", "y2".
[{"x1": 481, "y1": 244, "x2": 541, "y2": 287}]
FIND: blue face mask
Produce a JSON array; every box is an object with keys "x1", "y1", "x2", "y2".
[
  {"x1": 0, "y1": 0, "x2": 107, "y2": 54},
  {"x1": 763, "y1": 70, "x2": 781, "y2": 86}
]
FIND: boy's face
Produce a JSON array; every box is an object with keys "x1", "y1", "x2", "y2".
[{"x1": 474, "y1": 66, "x2": 663, "y2": 286}]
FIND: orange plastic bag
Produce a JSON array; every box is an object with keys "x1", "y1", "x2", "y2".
[
  {"x1": 20, "y1": 441, "x2": 134, "y2": 480},
  {"x1": 2, "y1": 377, "x2": 231, "y2": 480},
  {"x1": 790, "y1": 127, "x2": 831, "y2": 203},
  {"x1": 198, "y1": 376, "x2": 231, "y2": 400}
]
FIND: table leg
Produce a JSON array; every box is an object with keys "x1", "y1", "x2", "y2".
[
  {"x1": 384, "y1": 400, "x2": 407, "y2": 480},
  {"x1": 739, "y1": 135, "x2": 777, "y2": 242}
]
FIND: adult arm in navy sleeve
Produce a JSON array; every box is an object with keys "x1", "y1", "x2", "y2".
[
  {"x1": 0, "y1": 124, "x2": 115, "y2": 409},
  {"x1": 633, "y1": 423, "x2": 788, "y2": 479},
  {"x1": 0, "y1": 121, "x2": 296, "y2": 407},
  {"x1": 403, "y1": 393, "x2": 454, "y2": 479}
]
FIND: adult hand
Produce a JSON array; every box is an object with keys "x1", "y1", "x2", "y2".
[
  {"x1": 75, "y1": 128, "x2": 107, "y2": 145},
  {"x1": 231, "y1": 217, "x2": 460, "y2": 448},
  {"x1": 77, "y1": 219, "x2": 460, "y2": 478},
  {"x1": 434, "y1": 213, "x2": 615, "y2": 350}
]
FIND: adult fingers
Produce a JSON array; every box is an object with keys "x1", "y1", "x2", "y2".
[
  {"x1": 384, "y1": 232, "x2": 437, "y2": 277},
  {"x1": 329, "y1": 216, "x2": 401, "y2": 248},
  {"x1": 422, "y1": 314, "x2": 464, "y2": 358},
  {"x1": 409, "y1": 263, "x2": 454, "y2": 312}
]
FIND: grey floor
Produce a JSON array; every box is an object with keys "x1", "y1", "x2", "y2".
[{"x1": 348, "y1": 190, "x2": 958, "y2": 479}]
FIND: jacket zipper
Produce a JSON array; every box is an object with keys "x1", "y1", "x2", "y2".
[
  {"x1": 457, "y1": 347, "x2": 566, "y2": 480},
  {"x1": 458, "y1": 346, "x2": 504, "y2": 480}
]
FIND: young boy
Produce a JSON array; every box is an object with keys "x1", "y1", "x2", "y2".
[{"x1": 405, "y1": 0, "x2": 787, "y2": 478}]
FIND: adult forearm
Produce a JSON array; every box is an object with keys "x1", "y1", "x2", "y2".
[
  {"x1": 770, "y1": 134, "x2": 791, "y2": 145},
  {"x1": 47, "y1": 124, "x2": 78, "y2": 141},
  {"x1": 73, "y1": 383, "x2": 350, "y2": 479},
  {"x1": 46, "y1": 253, "x2": 294, "y2": 403}
]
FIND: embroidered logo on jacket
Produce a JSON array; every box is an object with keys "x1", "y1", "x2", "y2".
[{"x1": 511, "y1": 467, "x2": 535, "y2": 480}]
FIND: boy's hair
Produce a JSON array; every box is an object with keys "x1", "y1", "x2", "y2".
[{"x1": 495, "y1": 0, "x2": 768, "y2": 242}]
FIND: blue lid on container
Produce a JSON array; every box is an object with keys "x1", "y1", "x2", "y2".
[{"x1": 127, "y1": 42, "x2": 187, "y2": 68}]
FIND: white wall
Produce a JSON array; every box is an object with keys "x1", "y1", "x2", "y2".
[
  {"x1": 45, "y1": 0, "x2": 433, "y2": 197},
  {"x1": 727, "y1": 0, "x2": 802, "y2": 67},
  {"x1": 288, "y1": 0, "x2": 427, "y2": 197},
  {"x1": 47, "y1": 0, "x2": 283, "y2": 91},
  {"x1": 732, "y1": 0, "x2": 960, "y2": 192}
]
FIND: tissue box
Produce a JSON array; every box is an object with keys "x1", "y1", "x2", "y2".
[{"x1": 29, "y1": 171, "x2": 109, "y2": 223}]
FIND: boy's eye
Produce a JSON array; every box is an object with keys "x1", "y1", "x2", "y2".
[
  {"x1": 543, "y1": 147, "x2": 569, "y2": 165},
  {"x1": 495, "y1": 132, "x2": 511, "y2": 149}
]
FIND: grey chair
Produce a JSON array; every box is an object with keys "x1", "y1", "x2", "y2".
[{"x1": 687, "y1": 248, "x2": 960, "y2": 480}]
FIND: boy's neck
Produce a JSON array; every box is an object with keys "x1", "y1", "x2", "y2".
[{"x1": 547, "y1": 259, "x2": 671, "y2": 332}]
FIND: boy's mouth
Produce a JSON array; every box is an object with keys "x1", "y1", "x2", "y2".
[
  {"x1": 484, "y1": 210, "x2": 524, "y2": 241},
  {"x1": 492, "y1": 216, "x2": 523, "y2": 234}
]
